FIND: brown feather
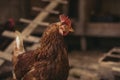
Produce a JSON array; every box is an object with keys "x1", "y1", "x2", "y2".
[{"x1": 14, "y1": 23, "x2": 69, "y2": 80}]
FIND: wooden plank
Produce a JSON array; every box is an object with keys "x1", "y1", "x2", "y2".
[
  {"x1": 2, "y1": 31, "x2": 40, "y2": 43},
  {"x1": 100, "y1": 61, "x2": 120, "y2": 67},
  {"x1": 22, "y1": 2, "x2": 59, "y2": 35},
  {"x1": 32, "y1": 7, "x2": 59, "y2": 14},
  {"x1": 99, "y1": 48, "x2": 120, "y2": 63},
  {"x1": 105, "y1": 48, "x2": 120, "y2": 58},
  {"x1": 110, "y1": 47, "x2": 120, "y2": 53},
  {"x1": 112, "y1": 67, "x2": 120, "y2": 72},
  {"x1": 99, "y1": 48, "x2": 120, "y2": 71},
  {"x1": 86, "y1": 23, "x2": 120, "y2": 37},
  {"x1": 99, "y1": 54, "x2": 120, "y2": 64},
  {"x1": 5, "y1": 41, "x2": 15, "y2": 53},
  {"x1": 75, "y1": 23, "x2": 120, "y2": 37},
  {"x1": 5, "y1": 1, "x2": 59, "y2": 53},
  {"x1": 0, "y1": 59, "x2": 4, "y2": 66},
  {"x1": 107, "y1": 54, "x2": 120, "y2": 59},
  {"x1": 42, "y1": 0, "x2": 68, "y2": 4},
  {"x1": 20, "y1": 18, "x2": 31, "y2": 23},
  {"x1": 61, "y1": 0, "x2": 68, "y2": 15},
  {"x1": 20, "y1": 18, "x2": 49, "y2": 26},
  {"x1": 79, "y1": 0, "x2": 87, "y2": 51},
  {"x1": 0, "y1": 51, "x2": 12, "y2": 61}
]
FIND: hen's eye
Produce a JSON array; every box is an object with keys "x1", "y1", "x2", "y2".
[{"x1": 61, "y1": 22, "x2": 67, "y2": 25}]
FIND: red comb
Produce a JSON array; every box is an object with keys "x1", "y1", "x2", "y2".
[{"x1": 59, "y1": 14, "x2": 71, "y2": 27}]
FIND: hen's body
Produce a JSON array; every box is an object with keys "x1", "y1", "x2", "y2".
[{"x1": 14, "y1": 23, "x2": 69, "y2": 80}]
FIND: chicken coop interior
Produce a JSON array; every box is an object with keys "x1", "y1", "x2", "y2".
[{"x1": 0, "y1": 0, "x2": 120, "y2": 80}]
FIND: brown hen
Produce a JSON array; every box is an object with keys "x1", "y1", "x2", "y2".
[{"x1": 12, "y1": 14, "x2": 74, "y2": 80}]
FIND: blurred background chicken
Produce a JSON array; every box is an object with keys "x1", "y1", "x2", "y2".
[
  {"x1": 0, "y1": 18, "x2": 15, "y2": 34},
  {"x1": 12, "y1": 14, "x2": 74, "y2": 80}
]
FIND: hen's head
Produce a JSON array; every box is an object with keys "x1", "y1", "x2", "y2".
[{"x1": 58, "y1": 14, "x2": 74, "y2": 36}]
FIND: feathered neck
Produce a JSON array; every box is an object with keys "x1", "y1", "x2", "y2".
[
  {"x1": 35, "y1": 24, "x2": 65, "y2": 58},
  {"x1": 40, "y1": 24, "x2": 64, "y2": 47}
]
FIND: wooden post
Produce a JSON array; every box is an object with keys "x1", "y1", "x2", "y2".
[
  {"x1": 62, "y1": 0, "x2": 68, "y2": 15},
  {"x1": 19, "y1": 0, "x2": 31, "y2": 18},
  {"x1": 79, "y1": 0, "x2": 87, "y2": 51},
  {"x1": 32, "y1": 7, "x2": 59, "y2": 14}
]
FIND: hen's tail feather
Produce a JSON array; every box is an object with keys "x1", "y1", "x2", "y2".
[
  {"x1": 12, "y1": 31, "x2": 25, "y2": 80},
  {"x1": 14, "y1": 31, "x2": 25, "y2": 56}
]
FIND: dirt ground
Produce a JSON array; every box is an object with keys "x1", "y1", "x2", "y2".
[{"x1": 68, "y1": 51, "x2": 119, "y2": 80}]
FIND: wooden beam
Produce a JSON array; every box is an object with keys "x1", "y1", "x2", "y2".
[
  {"x1": 0, "y1": 51, "x2": 12, "y2": 61},
  {"x1": 75, "y1": 23, "x2": 120, "y2": 37},
  {"x1": 32, "y1": 7, "x2": 59, "y2": 14},
  {"x1": 108, "y1": 48, "x2": 120, "y2": 55},
  {"x1": 107, "y1": 54, "x2": 120, "y2": 59},
  {"x1": 2, "y1": 31, "x2": 40, "y2": 43},
  {"x1": 99, "y1": 48, "x2": 120, "y2": 70},
  {"x1": 22, "y1": 2, "x2": 59, "y2": 35},
  {"x1": 20, "y1": 18, "x2": 49, "y2": 26},
  {"x1": 41, "y1": 0, "x2": 68, "y2": 4},
  {"x1": 112, "y1": 67, "x2": 120, "y2": 72},
  {"x1": 5, "y1": 1, "x2": 59, "y2": 53},
  {"x1": 86, "y1": 23, "x2": 120, "y2": 37},
  {"x1": 0, "y1": 59, "x2": 4, "y2": 66},
  {"x1": 99, "y1": 48, "x2": 120, "y2": 67},
  {"x1": 78, "y1": 0, "x2": 87, "y2": 51}
]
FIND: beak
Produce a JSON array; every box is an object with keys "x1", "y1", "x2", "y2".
[{"x1": 69, "y1": 27, "x2": 74, "y2": 32}]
